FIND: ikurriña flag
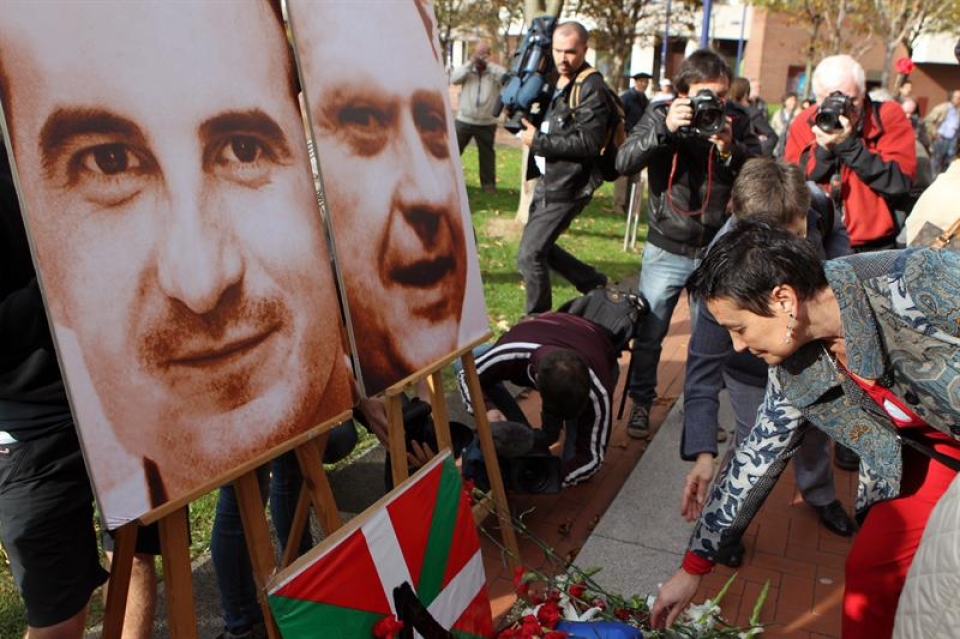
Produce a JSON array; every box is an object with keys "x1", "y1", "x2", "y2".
[{"x1": 268, "y1": 451, "x2": 493, "y2": 638}]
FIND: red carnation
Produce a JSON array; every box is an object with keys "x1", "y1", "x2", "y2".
[
  {"x1": 372, "y1": 615, "x2": 404, "y2": 639},
  {"x1": 463, "y1": 479, "x2": 476, "y2": 503},
  {"x1": 895, "y1": 57, "x2": 915, "y2": 75},
  {"x1": 537, "y1": 601, "x2": 562, "y2": 629},
  {"x1": 513, "y1": 565, "x2": 526, "y2": 588},
  {"x1": 544, "y1": 632, "x2": 569, "y2": 639},
  {"x1": 568, "y1": 583, "x2": 586, "y2": 600},
  {"x1": 614, "y1": 607, "x2": 631, "y2": 620},
  {"x1": 520, "y1": 614, "x2": 542, "y2": 637}
]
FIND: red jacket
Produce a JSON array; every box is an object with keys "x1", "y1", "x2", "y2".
[{"x1": 785, "y1": 100, "x2": 916, "y2": 247}]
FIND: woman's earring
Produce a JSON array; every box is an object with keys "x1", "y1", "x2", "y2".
[{"x1": 784, "y1": 312, "x2": 795, "y2": 344}]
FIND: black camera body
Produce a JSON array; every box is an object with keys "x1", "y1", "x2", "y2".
[
  {"x1": 678, "y1": 89, "x2": 725, "y2": 137},
  {"x1": 498, "y1": 452, "x2": 563, "y2": 494},
  {"x1": 815, "y1": 91, "x2": 852, "y2": 132}
]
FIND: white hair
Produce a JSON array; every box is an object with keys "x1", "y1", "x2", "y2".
[{"x1": 812, "y1": 55, "x2": 866, "y2": 101}]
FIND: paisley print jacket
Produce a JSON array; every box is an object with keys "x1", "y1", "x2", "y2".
[{"x1": 689, "y1": 248, "x2": 960, "y2": 563}]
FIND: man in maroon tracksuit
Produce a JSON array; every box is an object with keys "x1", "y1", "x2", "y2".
[{"x1": 457, "y1": 312, "x2": 618, "y2": 487}]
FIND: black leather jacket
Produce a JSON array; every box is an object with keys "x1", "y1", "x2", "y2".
[
  {"x1": 527, "y1": 65, "x2": 610, "y2": 202},
  {"x1": 616, "y1": 100, "x2": 761, "y2": 258}
]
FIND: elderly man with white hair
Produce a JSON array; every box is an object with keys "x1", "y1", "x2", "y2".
[{"x1": 784, "y1": 54, "x2": 917, "y2": 253}]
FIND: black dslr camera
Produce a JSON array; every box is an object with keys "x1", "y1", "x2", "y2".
[
  {"x1": 815, "y1": 91, "x2": 853, "y2": 132},
  {"x1": 678, "y1": 89, "x2": 725, "y2": 137}
]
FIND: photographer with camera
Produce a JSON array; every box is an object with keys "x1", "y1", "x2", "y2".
[
  {"x1": 457, "y1": 312, "x2": 618, "y2": 489},
  {"x1": 516, "y1": 20, "x2": 610, "y2": 316},
  {"x1": 784, "y1": 55, "x2": 917, "y2": 252},
  {"x1": 451, "y1": 42, "x2": 507, "y2": 194},
  {"x1": 615, "y1": 49, "x2": 761, "y2": 440}
]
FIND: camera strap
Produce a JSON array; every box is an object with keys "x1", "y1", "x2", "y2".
[{"x1": 666, "y1": 147, "x2": 714, "y2": 217}]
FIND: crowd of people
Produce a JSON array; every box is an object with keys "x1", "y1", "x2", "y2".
[
  {"x1": 456, "y1": 26, "x2": 960, "y2": 639},
  {"x1": 1, "y1": 4, "x2": 958, "y2": 638}
]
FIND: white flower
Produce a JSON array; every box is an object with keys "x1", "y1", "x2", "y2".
[{"x1": 684, "y1": 599, "x2": 721, "y2": 632}]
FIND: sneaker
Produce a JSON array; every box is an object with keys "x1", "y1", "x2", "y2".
[{"x1": 626, "y1": 403, "x2": 650, "y2": 439}]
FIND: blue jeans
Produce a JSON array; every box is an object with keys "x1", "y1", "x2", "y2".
[
  {"x1": 931, "y1": 135, "x2": 957, "y2": 175},
  {"x1": 627, "y1": 243, "x2": 701, "y2": 405},
  {"x1": 211, "y1": 423, "x2": 357, "y2": 632}
]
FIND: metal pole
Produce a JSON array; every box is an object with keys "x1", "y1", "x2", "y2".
[
  {"x1": 700, "y1": 0, "x2": 713, "y2": 49},
  {"x1": 735, "y1": 2, "x2": 748, "y2": 74},
  {"x1": 661, "y1": 0, "x2": 671, "y2": 80}
]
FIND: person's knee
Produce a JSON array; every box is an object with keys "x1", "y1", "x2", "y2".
[
  {"x1": 26, "y1": 609, "x2": 87, "y2": 639},
  {"x1": 516, "y1": 241, "x2": 543, "y2": 272}
]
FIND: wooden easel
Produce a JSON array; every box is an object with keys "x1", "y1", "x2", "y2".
[
  {"x1": 379, "y1": 333, "x2": 520, "y2": 567},
  {"x1": 101, "y1": 411, "x2": 353, "y2": 639},
  {"x1": 101, "y1": 335, "x2": 521, "y2": 638}
]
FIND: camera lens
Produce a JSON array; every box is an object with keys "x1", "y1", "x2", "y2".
[
  {"x1": 815, "y1": 111, "x2": 841, "y2": 132},
  {"x1": 695, "y1": 108, "x2": 724, "y2": 135},
  {"x1": 515, "y1": 458, "x2": 552, "y2": 493}
]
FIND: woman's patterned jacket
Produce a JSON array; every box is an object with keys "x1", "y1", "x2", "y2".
[{"x1": 689, "y1": 248, "x2": 960, "y2": 563}]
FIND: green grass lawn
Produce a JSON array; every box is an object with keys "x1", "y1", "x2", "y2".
[{"x1": 0, "y1": 142, "x2": 647, "y2": 635}]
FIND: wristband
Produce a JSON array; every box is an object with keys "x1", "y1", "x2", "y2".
[{"x1": 681, "y1": 549, "x2": 714, "y2": 575}]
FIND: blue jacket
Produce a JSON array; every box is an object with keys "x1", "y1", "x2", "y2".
[{"x1": 689, "y1": 249, "x2": 960, "y2": 562}]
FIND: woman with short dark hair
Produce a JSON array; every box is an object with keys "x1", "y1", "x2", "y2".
[{"x1": 652, "y1": 220, "x2": 960, "y2": 638}]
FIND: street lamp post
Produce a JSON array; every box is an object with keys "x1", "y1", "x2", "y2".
[{"x1": 699, "y1": 0, "x2": 712, "y2": 49}]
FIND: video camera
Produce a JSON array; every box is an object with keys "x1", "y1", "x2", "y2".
[
  {"x1": 677, "y1": 89, "x2": 726, "y2": 137},
  {"x1": 495, "y1": 15, "x2": 557, "y2": 134},
  {"x1": 460, "y1": 420, "x2": 564, "y2": 494},
  {"x1": 498, "y1": 453, "x2": 563, "y2": 494},
  {"x1": 815, "y1": 91, "x2": 853, "y2": 132}
]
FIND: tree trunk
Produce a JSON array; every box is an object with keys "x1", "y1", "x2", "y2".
[{"x1": 881, "y1": 41, "x2": 896, "y2": 90}]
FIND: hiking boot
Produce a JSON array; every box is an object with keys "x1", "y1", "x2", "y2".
[{"x1": 626, "y1": 403, "x2": 650, "y2": 439}]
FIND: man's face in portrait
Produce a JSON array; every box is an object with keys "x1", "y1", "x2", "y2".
[
  {"x1": 0, "y1": 2, "x2": 346, "y2": 497},
  {"x1": 293, "y1": 1, "x2": 467, "y2": 394}
]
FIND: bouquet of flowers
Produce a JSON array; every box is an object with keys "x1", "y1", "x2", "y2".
[{"x1": 497, "y1": 565, "x2": 768, "y2": 638}]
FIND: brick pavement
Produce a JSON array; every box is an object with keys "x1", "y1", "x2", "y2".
[{"x1": 481, "y1": 295, "x2": 856, "y2": 638}]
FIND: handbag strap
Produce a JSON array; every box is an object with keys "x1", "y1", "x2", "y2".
[
  {"x1": 836, "y1": 373, "x2": 960, "y2": 472},
  {"x1": 932, "y1": 215, "x2": 960, "y2": 250}
]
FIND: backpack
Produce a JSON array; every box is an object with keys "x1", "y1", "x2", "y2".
[
  {"x1": 569, "y1": 68, "x2": 626, "y2": 182},
  {"x1": 557, "y1": 286, "x2": 647, "y2": 354}
]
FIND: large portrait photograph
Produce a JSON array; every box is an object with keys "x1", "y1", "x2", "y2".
[
  {"x1": 0, "y1": 0, "x2": 355, "y2": 528},
  {"x1": 288, "y1": 0, "x2": 489, "y2": 397}
]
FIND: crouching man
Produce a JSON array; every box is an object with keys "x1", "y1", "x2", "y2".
[{"x1": 457, "y1": 313, "x2": 618, "y2": 487}]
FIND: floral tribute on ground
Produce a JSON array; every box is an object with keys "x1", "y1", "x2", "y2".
[{"x1": 473, "y1": 487, "x2": 770, "y2": 639}]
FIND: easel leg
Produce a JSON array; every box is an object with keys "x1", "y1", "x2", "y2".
[
  {"x1": 159, "y1": 508, "x2": 197, "y2": 639},
  {"x1": 294, "y1": 435, "x2": 343, "y2": 535},
  {"x1": 235, "y1": 471, "x2": 280, "y2": 639},
  {"x1": 386, "y1": 393, "x2": 408, "y2": 487},
  {"x1": 426, "y1": 370, "x2": 452, "y2": 452},
  {"x1": 461, "y1": 351, "x2": 520, "y2": 568},
  {"x1": 281, "y1": 484, "x2": 313, "y2": 569},
  {"x1": 102, "y1": 523, "x2": 138, "y2": 639}
]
